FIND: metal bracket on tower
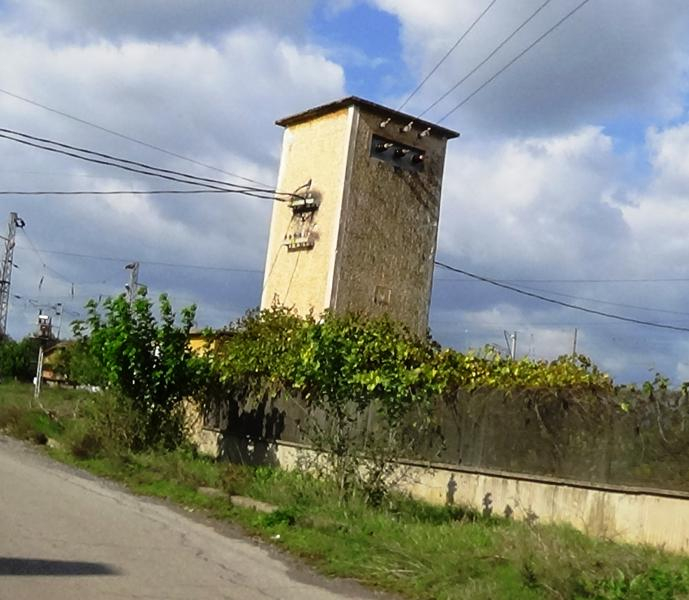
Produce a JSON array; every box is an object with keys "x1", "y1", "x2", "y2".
[
  {"x1": 288, "y1": 179, "x2": 318, "y2": 214},
  {"x1": 284, "y1": 180, "x2": 318, "y2": 251}
]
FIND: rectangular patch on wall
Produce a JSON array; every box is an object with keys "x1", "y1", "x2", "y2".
[{"x1": 374, "y1": 285, "x2": 392, "y2": 306}]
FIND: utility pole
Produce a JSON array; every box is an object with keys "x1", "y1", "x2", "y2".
[
  {"x1": 55, "y1": 303, "x2": 63, "y2": 340},
  {"x1": 125, "y1": 261, "x2": 140, "y2": 304},
  {"x1": 572, "y1": 328, "x2": 578, "y2": 358},
  {"x1": 504, "y1": 330, "x2": 517, "y2": 360},
  {"x1": 32, "y1": 312, "x2": 52, "y2": 406},
  {"x1": 33, "y1": 344, "x2": 44, "y2": 405},
  {"x1": 0, "y1": 212, "x2": 25, "y2": 338}
]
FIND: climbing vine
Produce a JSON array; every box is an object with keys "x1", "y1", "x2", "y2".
[{"x1": 208, "y1": 307, "x2": 613, "y2": 502}]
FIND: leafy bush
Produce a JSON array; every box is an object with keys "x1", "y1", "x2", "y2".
[
  {"x1": 0, "y1": 336, "x2": 41, "y2": 382},
  {"x1": 52, "y1": 339, "x2": 104, "y2": 387},
  {"x1": 432, "y1": 346, "x2": 611, "y2": 393},
  {"x1": 73, "y1": 290, "x2": 209, "y2": 450},
  {"x1": 580, "y1": 567, "x2": 689, "y2": 599},
  {"x1": 210, "y1": 308, "x2": 442, "y2": 503},
  {"x1": 208, "y1": 307, "x2": 613, "y2": 504}
]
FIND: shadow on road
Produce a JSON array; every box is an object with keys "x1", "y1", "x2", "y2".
[{"x1": 0, "y1": 557, "x2": 120, "y2": 576}]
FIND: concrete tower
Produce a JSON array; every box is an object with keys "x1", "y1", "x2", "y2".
[{"x1": 261, "y1": 97, "x2": 459, "y2": 336}]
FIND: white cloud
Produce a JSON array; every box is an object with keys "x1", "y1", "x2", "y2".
[
  {"x1": 645, "y1": 123, "x2": 689, "y2": 195},
  {"x1": 0, "y1": 22, "x2": 345, "y2": 336},
  {"x1": 619, "y1": 123, "x2": 689, "y2": 271},
  {"x1": 438, "y1": 126, "x2": 628, "y2": 276},
  {"x1": 431, "y1": 116, "x2": 689, "y2": 383},
  {"x1": 371, "y1": 0, "x2": 689, "y2": 134},
  {"x1": 2, "y1": 0, "x2": 316, "y2": 41}
]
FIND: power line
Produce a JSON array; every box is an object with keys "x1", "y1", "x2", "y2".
[
  {"x1": 0, "y1": 128, "x2": 297, "y2": 200},
  {"x1": 398, "y1": 0, "x2": 498, "y2": 111},
  {"x1": 434, "y1": 260, "x2": 689, "y2": 333},
  {"x1": 0, "y1": 127, "x2": 299, "y2": 198},
  {"x1": 0, "y1": 87, "x2": 270, "y2": 187},
  {"x1": 18, "y1": 244, "x2": 263, "y2": 274},
  {"x1": 33, "y1": 246, "x2": 689, "y2": 315},
  {"x1": 10, "y1": 294, "x2": 82, "y2": 317},
  {"x1": 0, "y1": 189, "x2": 279, "y2": 198},
  {"x1": 18, "y1": 228, "x2": 75, "y2": 287},
  {"x1": 430, "y1": 319, "x2": 689, "y2": 328},
  {"x1": 419, "y1": 0, "x2": 554, "y2": 118},
  {"x1": 436, "y1": 275, "x2": 689, "y2": 316},
  {"x1": 438, "y1": 0, "x2": 592, "y2": 123},
  {"x1": 436, "y1": 276, "x2": 689, "y2": 283},
  {"x1": 0, "y1": 132, "x2": 280, "y2": 201},
  {"x1": 507, "y1": 282, "x2": 689, "y2": 318}
]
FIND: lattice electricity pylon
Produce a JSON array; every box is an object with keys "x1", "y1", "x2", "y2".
[{"x1": 0, "y1": 212, "x2": 25, "y2": 338}]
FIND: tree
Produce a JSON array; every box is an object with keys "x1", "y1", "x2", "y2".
[
  {"x1": 0, "y1": 336, "x2": 40, "y2": 382},
  {"x1": 212, "y1": 308, "x2": 440, "y2": 504},
  {"x1": 73, "y1": 290, "x2": 207, "y2": 449}
]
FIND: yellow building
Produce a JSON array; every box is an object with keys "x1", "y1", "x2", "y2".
[{"x1": 261, "y1": 97, "x2": 458, "y2": 336}]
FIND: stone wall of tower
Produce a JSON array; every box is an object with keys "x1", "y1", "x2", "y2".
[{"x1": 329, "y1": 109, "x2": 449, "y2": 336}]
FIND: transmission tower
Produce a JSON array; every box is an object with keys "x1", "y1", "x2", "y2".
[
  {"x1": 0, "y1": 212, "x2": 25, "y2": 338},
  {"x1": 125, "y1": 261, "x2": 140, "y2": 304}
]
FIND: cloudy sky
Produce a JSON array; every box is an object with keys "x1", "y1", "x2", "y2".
[{"x1": 1, "y1": 0, "x2": 689, "y2": 384}]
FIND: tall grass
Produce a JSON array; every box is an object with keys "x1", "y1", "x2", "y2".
[{"x1": 2, "y1": 381, "x2": 689, "y2": 599}]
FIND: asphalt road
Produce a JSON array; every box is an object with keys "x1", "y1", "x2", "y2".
[{"x1": 0, "y1": 436, "x2": 388, "y2": 600}]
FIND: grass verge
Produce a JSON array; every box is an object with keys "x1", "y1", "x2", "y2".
[{"x1": 2, "y1": 381, "x2": 689, "y2": 599}]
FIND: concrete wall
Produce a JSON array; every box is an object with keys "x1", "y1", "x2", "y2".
[
  {"x1": 260, "y1": 108, "x2": 352, "y2": 314},
  {"x1": 192, "y1": 426, "x2": 689, "y2": 555}
]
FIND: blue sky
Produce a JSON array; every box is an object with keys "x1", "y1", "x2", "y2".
[
  {"x1": 1, "y1": 0, "x2": 689, "y2": 384},
  {"x1": 309, "y1": 2, "x2": 412, "y2": 100}
]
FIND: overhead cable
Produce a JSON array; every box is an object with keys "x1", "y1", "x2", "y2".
[
  {"x1": 0, "y1": 87, "x2": 269, "y2": 187},
  {"x1": 18, "y1": 245, "x2": 263, "y2": 274},
  {"x1": 499, "y1": 281, "x2": 689, "y2": 318},
  {"x1": 436, "y1": 275, "x2": 689, "y2": 315},
  {"x1": 419, "y1": 0, "x2": 554, "y2": 118},
  {"x1": 436, "y1": 275, "x2": 689, "y2": 283},
  {"x1": 0, "y1": 132, "x2": 284, "y2": 201},
  {"x1": 0, "y1": 189, "x2": 280, "y2": 199},
  {"x1": 19, "y1": 228, "x2": 74, "y2": 285},
  {"x1": 398, "y1": 0, "x2": 498, "y2": 111},
  {"x1": 438, "y1": 0, "x2": 592, "y2": 123},
  {"x1": 434, "y1": 260, "x2": 689, "y2": 333},
  {"x1": 0, "y1": 128, "x2": 297, "y2": 200}
]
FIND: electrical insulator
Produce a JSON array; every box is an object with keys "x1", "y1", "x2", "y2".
[
  {"x1": 412, "y1": 153, "x2": 425, "y2": 164},
  {"x1": 394, "y1": 148, "x2": 410, "y2": 159},
  {"x1": 375, "y1": 142, "x2": 394, "y2": 153}
]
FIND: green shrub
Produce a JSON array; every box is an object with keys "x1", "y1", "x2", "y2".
[
  {"x1": 207, "y1": 309, "x2": 614, "y2": 506},
  {"x1": 580, "y1": 567, "x2": 689, "y2": 599},
  {"x1": 0, "y1": 337, "x2": 41, "y2": 382},
  {"x1": 73, "y1": 290, "x2": 209, "y2": 450}
]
